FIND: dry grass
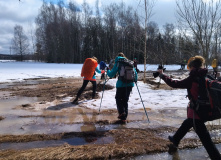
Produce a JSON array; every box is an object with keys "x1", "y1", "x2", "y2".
[
  {"x1": 0, "y1": 128, "x2": 170, "y2": 160},
  {"x1": 1, "y1": 127, "x2": 220, "y2": 159}
]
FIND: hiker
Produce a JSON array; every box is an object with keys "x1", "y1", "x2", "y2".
[
  {"x1": 157, "y1": 55, "x2": 221, "y2": 160},
  {"x1": 180, "y1": 59, "x2": 186, "y2": 70},
  {"x1": 99, "y1": 61, "x2": 107, "y2": 80},
  {"x1": 72, "y1": 56, "x2": 105, "y2": 104},
  {"x1": 106, "y1": 52, "x2": 138, "y2": 122},
  {"x1": 212, "y1": 59, "x2": 218, "y2": 79},
  {"x1": 133, "y1": 58, "x2": 139, "y2": 73}
]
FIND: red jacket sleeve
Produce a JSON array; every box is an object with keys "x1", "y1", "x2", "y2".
[{"x1": 160, "y1": 74, "x2": 193, "y2": 89}]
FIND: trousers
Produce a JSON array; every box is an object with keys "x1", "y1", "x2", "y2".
[
  {"x1": 77, "y1": 80, "x2": 96, "y2": 98},
  {"x1": 115, "y1": 87, "x2": 132, "y2": 120},
  {"x1": 173, "y1": 118, "x2": 221, "y2": 160}
]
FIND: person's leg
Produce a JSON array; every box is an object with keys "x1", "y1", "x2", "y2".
[
  {"x1": 115, "y1": 88, "x2": 125, "y2": 119},
  {"x1": 168, "y1": 118, "x2": 193, "y2": 154},
  {"x1": 77, "y1": 80, "x2": 89, "y2": 97},
  {"x1": 91, "y1": 80, "x2": 97, "y2": 99},
  {"x1": 121, "y1": 87, "x2": 132, "y2": 120},
  {"x1": 72, "y1": 80, "x2": 89, "y2": 103},
  {"x1": 171, "y1": 118, "x2": 193, "y2": 146},
  {"x1": 194, "y1": 120, "x2": 221, "y2": 160}
]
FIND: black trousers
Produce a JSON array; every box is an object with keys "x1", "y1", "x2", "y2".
[
  {"x1": 115, "y1": 87, "x2": 132, "y2": 120},
  {"x1": 173, "y1": 118, "x2": 221, "y2": 160},
  {"x1": 77, "y1": 80, "x2": 96, "y2": 98},
  {"x1": 101, "y1": 73, "x2": 105, "y2": 79},
  {"x1": 213, "y1": 67, "x2": 218, "y2": 79}
]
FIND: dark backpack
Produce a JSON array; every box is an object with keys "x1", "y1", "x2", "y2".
[
  {"x1": 190, "y1": 75, "x2": 221, "y2": 121},
  {"x1": 117, "y1": 58, "x2": 135, "y2": 83}
]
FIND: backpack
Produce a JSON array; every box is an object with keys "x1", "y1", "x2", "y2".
[
  {"x1": 117, "y1": 58, "x2": 135, "y2": 83},
  {"x1": 81, "y1": 58, "x2": 98, "y2": 79},
  {"x1": 99, "y1": 61, "x2": 106, "y2": 70},
  {"x1": 190, "y1": 75, "x2": 221, "y2": 121}
]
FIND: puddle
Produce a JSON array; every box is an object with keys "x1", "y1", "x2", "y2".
[
  {"x1": 0, "y1": 136, "x2": 114, "y2": 150},
  {"x1": 134, "y1": 143, "x2": 221, "y2": 160},
  {"x1": 0, "y1": 83, "x2": 11, "y2": 89},
  {"x1": 1, "y1": 92, "x2": 220, "y2": 159},
  {"x1": 0, "y1": 96, "x2": 120, "y2": 135},
  {"x1": 0, "y1": 96, "x2": 185, "y2": 135}
]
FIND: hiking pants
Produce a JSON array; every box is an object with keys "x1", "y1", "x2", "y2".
[
  {"x1": 77, "y1": 80, "x2": 96, "y2": 98},
  {"x1": 115, "y1": 87, "x2": 132, "y2": 120},
  {"x1": 172, "y1": 118, "x2": 221, "y2": 160}
]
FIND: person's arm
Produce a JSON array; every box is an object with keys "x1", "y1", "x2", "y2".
[
  {"x1": 95, "y1": 66, "x2": 102, "y2": 74},
  {"x1": 107, "y1": 62, "x2": 118, "y2": 78},
  {"x1": 158, "y1": 70, "x2": 192, "y2": 89}
]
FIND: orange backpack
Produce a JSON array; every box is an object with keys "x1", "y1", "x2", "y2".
[{"x1": 81, "y1": 58, "x2": 98, "y2": 79}]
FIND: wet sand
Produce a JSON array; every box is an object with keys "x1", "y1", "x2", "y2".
[{"x1": 0, "y1": 71, "x2": 221, "y2": 159}]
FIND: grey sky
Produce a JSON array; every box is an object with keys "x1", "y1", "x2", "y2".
[{"x1": 0, "y1": 0, "x2": 177, "y2": 55}]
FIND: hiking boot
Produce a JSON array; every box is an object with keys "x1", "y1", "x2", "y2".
[
  {"x1": 121, "y1": 119, "x2": 127, "y2": 124},
  {"x1": 168, "y1": 136, "x2": 178, "y2": 154},
  {"x1": 114, "y1": 120, "x2": 127, "y2": 124},
  {"x1": 118, "y1": 113, "x2": 126, "y2": 120},
  {"x1": 72, "y1": 97, "x2": 78, "y2": 104}
]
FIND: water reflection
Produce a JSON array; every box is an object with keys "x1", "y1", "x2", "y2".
[
  {"x1": 134, "y1": 143, "x2": 221, "y2": 160},
  {"x1": 77, "y1": 108, "x2": 96, "y2": 132}
]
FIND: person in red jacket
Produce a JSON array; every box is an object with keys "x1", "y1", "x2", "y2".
[{"x1": 158, "y1": 55, "x2": 221, "y2": 160}]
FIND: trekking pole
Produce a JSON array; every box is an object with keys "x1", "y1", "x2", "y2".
[
  {"x1": 99, "y1": 71, "x2": 109, "y2": 113},
  {"x1": 135, "y1": 82, "x2": 150, "y2": 123},
  {"x1": 157, "y1": 77, "x2": 161, "y2": 88}
]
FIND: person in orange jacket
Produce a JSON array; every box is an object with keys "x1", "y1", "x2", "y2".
[{"x1": 72, "y1": 56, "x2": 105, "y2": 104}]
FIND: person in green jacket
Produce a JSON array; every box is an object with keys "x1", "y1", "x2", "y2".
[{"x1": 106, "y1": 52, "x2": 138, "y2": 122}]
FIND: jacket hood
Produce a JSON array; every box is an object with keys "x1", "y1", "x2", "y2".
[
  {"x1": 189, "y1": 68, "x2": 208, "y2": 77},
  {"x1": 115, "y1": 56, "x2": 126, "y2": 63}
]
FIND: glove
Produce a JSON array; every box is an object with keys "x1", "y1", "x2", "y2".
[
  {"x1": 153, "y1": 65, "x2": 166, "y2": 78},
  {"x1": 153, "y1": 72, "x2": 160, "y2": 78},
  {"x1": 158, "y1": 64, "x2": 166, "y2": 71},
  {"x1": 101, "y1": 70, "x2": 105, "y2": 74}
]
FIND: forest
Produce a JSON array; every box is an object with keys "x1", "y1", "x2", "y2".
[{"x1": 11, "y1": 0, "x2": 221, "y2": 65}]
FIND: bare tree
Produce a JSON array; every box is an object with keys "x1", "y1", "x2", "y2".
[
  {"x1": 162, "y1": 23, "x2": 176, "y2": 64},
  {"x1": 176, "y1": 0, "x2": 221, "y2": 65},
  {"x1": 28, "y1": 22, "x2": 36, "y2": 56},
  {"x1": 136, "y1": 0, "x2": 156, "y2": 82},
  {"x1": 12, "y1": 25, "x2": 29, "y2": 61}
]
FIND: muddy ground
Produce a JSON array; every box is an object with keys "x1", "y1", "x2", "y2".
[{"x1": 0, "y1": 70, "x2": 221, "y2": 159}]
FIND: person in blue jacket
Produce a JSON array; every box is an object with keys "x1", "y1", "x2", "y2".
[
  {"x1": 106, "y1": 52, "x2": 138, "y2": 122},
  {"x1": 99, "y1": 61, "x2": 107, "y2": 79}
]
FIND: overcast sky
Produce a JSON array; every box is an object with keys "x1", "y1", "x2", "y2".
[{"x1": 0, "y1": 0, "x2": 177, "y2": 55}]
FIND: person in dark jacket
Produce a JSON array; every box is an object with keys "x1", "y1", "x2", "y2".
[
  {"x1": 158, "y1": 55, "x2": 221, "y2": 160},
  {"x1": 107, "y1": 52, "x2": 138, "y2": 122}
]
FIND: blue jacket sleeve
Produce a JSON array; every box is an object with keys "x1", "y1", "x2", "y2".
[
  {"x1": 95, "y1": 66, "x2": 102, "y2": 74},
  {"x1": 107, "y1": 62, "x2": 118, "y2": 78}
]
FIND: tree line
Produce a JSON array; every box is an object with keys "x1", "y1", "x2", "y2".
[{"x1": 12, "y1": 0, "x2": 221, "y2": 66}]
